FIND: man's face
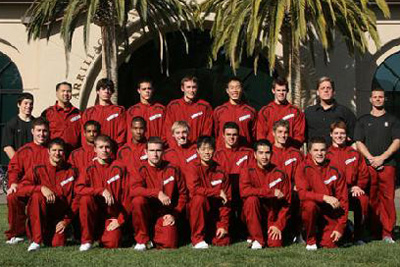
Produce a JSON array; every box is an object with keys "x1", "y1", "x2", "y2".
[
  {"x1": 223, "y1": 128, "x2": 239, "y2": 148},
  {"x1": 172, "y1": 126, "x2": 189, "y2": 146},
  {"x1": 131, "y1": 121, "x2": 146, "y2": 142},
  {"x1": 254, "y1": 145, "x2": 271, "y2": 168},
  {"x1": 94, "y1": 140, "x2": 112, "y2": 160},
  {"x1": 137, "y1": 82, "x2": 153, "y2": 102},
  {"x1": 97, "y1": 86, "x2": 112, "y2": 102},
  {"x1": 370, "y1": 90, "x2": 385, "y2": 109},
  {"x1": 226, "y1": 80, "x2": 242, "y2": 101},
  {"x1": 181, "y1": 80, "x2": 198, "y2": 102},
  {"x1": 317, "y1": 81, "x2": 334, "y2": 101},
  {"x1": 273, "y1": 126, "x2": 289, "y2": 146},
  {"x1": 330, "y1": 127, "x2": 347, "y2": 147},
  {"x1": 272, "y1": 84, "x2": 288, "y2": 103},
  {"x1": 18, "y1": 99, "x2": 33, "y2": 116},
  {"x1": 48, "y1": 144, "x2": 65, "y2": 165},
  {"x1": 197, "y1": 143, "x2": 214, "y2": 163},
  {"x1": 84, "y1": 125, "x2": 99, "y2": 144},
  {"x1": 309, "y1": 143, "x2": 327, "y2": 165},
  {"x1": 146, "y1": 143, "x2": 163, "y2": 166},
  {"x1": 56, "y1": 84, "x2": 72, "y2": 105},
  {"x1": 32, "y1": 125, "x2": 49, "y2": 145}
]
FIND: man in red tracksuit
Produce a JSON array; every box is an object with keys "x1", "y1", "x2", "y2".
[
  {"x1": 355, "y1": 88, "x2": 400, "y2": 243},
  {"x1": 126, "y1": 79, "x2": 165, "y2": 142},
  {"x1": 163, "y1": 121, "x2": 199, "y2": 170},
  {"x1": 256, "y1": 77, "x2": 305, "y2": 148},
  {"x1": 186, "y1": 136, "x2": 231, "y2": 249},
  {"x1": 164, "y1": 76, "x2": 213, "y2": 146},
  {"x1": 295, "y1": 137, "x2": 348, "y2": 250},
  {"x1": 81, "y1": 78, "x2": 126, "y2": 148},
  {"x1": 5, "y1": 118, "x2": 49, "y2": 244},
  {"x1": 17, "y1": 138, "x2": 77, "y2": 251},
  {"x1": 41, "y1": 82, "x2": 82, "y2": 155},
  {"x1": 69, "y1": 120, "x2": 100, "y2": 174},
  {"x1": 240, "y1": 139, "x2": 291, "y2": 249},
  {"x1": 270, "y1": 120, "x2": 303, "y2": 243},
  {"x1": 213, "y1": 78, "x2": 256, "y2": 147},
  {"x1": 130, "y1": 137, "x2": 188, "y2": 250},
  {"x1": 326, "y1": 121, "x2": 369, "y2": 244},
  {"x1": 75, "y1": 135, "x2": 127, "y2": 251}
]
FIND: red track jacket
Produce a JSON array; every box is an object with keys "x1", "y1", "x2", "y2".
[
  {"x1": 68, "y1": 146, "x2": 97, "y2": 175},
  {"x1": 117, "y1": 142, "x2": 147, "y2": 173},
  {"x1": 271, "y1": 145, "x2": 304, "y2": 184},
  {"x1": 214, "y1": 146, "x2": 254, "y2": 176}
]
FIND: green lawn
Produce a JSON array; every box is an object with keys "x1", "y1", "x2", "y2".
[{"x1": 0, "y1": 205, "x2": 400, "y2": 266}]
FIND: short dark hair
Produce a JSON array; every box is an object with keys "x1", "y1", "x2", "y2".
[
  {"x1": 56, "y1": 82, "x2": 72, "y2": 91},
  {"x1": 272, "y1": 77, "x2": 288, "y2": 91},
  {"x1": 330, "y1": 121, "x2": 347, "y2": 133},
  {"x1": 32, "y1": 117, "x2": 49, "y2": 130},
  {"x1": 96, "y1": 78, "x2": 115, "y2": 93},
  {"x1": 273, "y1": 120, "x2": 290, "y2": 132},
  {"x1": 94, "y1": 135, "x2": 112, "y2": 146},
  {"x1": 253, "y1": 139, "x2": 272, "y2": 152},
  {"x1": 84, "y1": 120, "x2": 101, "y2": 132},
  {"x1": 317, "y1": 76, "x2": 335, "y2": 91},
  {"x1": 371, "y1": 87, "x2": 385, "y2": 94},
  {"x1": 197, "y1": 135, "x2": 215, "y2": 150},
  {"x1": 131, "y1": 116, "x2": 147, "y2": 128},
  {"x1": 137, "y1": 78, "x2": 153, "y2": 89},
  {"x1": 181, "y1": 75, "x2": 198, "y2": 87},
  {"x1": 227, "y1": 77, "x2": 242, "y2": 88},
  {"x1": 48, "y1": 137, "x2": 65, "y2": 149},
  {"x1": 17, "y1": 93, "x2": 34, "y2": 105},
  {"x1": 147, "y1": 136, "x2": 164, "y2": 149},
  {"x1": 308, "y1": 136, "x2": 327, "y2": 151},
  {"x1": 223, "y1": 121, "x2": 239, "y2": 133}
]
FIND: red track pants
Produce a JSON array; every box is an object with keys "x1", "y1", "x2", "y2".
[{"x1": 5, "y1": 194, "x2": 27, "y2": 240}]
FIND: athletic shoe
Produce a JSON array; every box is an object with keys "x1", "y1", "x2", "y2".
[
  {"x1": 251, "y1": 240, "x2": 262, "y2": 250},
  {"x1": 6, "y1": 237, "x2": 24, "y2": 245},
  {"x1": 193, "y1": 241, "x2": 209, "y2": 249},
  {"x1": 293, "y1": 234, "x2": 305, "y2": 244},
  {"x1": 246, "y1": 239, "x2": 253, "y2": 248},
  {"x1": 306, "y1": 244, "x2": 318, "y2": 251},
  {"x1": 355, "y1": 240, "x2": 366, "y2": 246},
  {"x1": 134, "y1": 243, "x2": 147, "y2": 251},
  {"x1": 383, "y1": 237, "x2": 395, "y2": 244},
  {"x1": 27, "y1": 242, "x2": 40, "y2": 252},
  {"x1": 79, "y1": 243, "x2": 92, "y2": 252}
]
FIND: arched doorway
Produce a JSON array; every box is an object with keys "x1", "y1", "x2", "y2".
[{"x1": 118, "y1": 30, "x2": 273, "y2": 110}]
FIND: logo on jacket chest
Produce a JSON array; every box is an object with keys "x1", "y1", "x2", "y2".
[
  {"x1": 284, "y1": 158, "x2": 297, "y2": 166},
  {"x1": 324, "y1": 175, "x2": 337, "y2": 185},
  {"x1": 191, "y1": 111, "x2": 203, "y2": 119},
  {"x1": 163, "y1": 176, "x2": 174, "y2": 185},
  {"x1": 269, "y1": 177, "x2": 282, "y2": 188},
  {"x1": 345, "y1": 157, "x2": 356, "y2": 165},
  {"x1": 282, "y1": 114, "x2": 295, "y2": 120},
  {"x1": 60, "y1": 176, "x2": 74, "y2": 187},
  {"x1": 236, "y1": 155, "x2": 248, "y2": 166},
  {"x1": 70, "y1": 115, "x2": 81, "y2": 122},
  {"x1": 149, "y1": 114, "x2": 162, "y2": 121},
  {"x1": 186, "y1": 153, "x2": 197, "y2": 163},
  {"x1": 107, "y1": 113, "x2": 119, "y2": 121},
  {"x1": 238, "y1": 114, "x2": 251, "y2": 122}
]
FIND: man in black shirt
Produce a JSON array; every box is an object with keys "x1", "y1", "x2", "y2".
[
  {"x1": 305, "y1": 77, "x2": 356, "y2": 144},
  {"x1": 355, "y1": 88, "x2": 400, "y2": 243},
  {"x1": 1, "y1": 93, "x2": 35, "y2": 160}
]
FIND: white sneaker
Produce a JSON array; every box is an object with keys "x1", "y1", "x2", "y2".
[
  {"x1": 193, "y1": 241, "x2": 209, "y2": 249},
  {"x1": 6, "y1": 237, "x2": 24, "y2": 245},
  {"x1": 293, "y1": 234, "x2": 305, "y2": 244},
  {"x1": 27, "y1": 242, "x2": 40, "y2": 252},
  {"x1": 383, "y1": 236, "x2": 395, "y2": 244},
  {"x1": 306, "y1": 244, "x2": 318, "y2": 251},
  {"x1": 79, "y1": 243, "x2": 92, "y2": 252},
  {"x1": 251, "y1": 240, "x2": 262, "y2": 250},
  {"x1": 355, "y1": 240, "x2": 366, "y2": 246},
  {"x1": 134, "y1": 243, "x2": 147, "y2": 251}
]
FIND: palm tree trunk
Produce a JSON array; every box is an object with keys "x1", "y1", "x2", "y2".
[{"x1": 101, "y1": 24, "x2": 118, "y2": 104}]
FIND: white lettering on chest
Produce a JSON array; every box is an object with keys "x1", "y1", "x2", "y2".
[
  {"x1": 236, "y1": 155, "x2": 248, "y2": 166},
  {"x1": 163, "y1": 176, "x2": 175, "y2": 185},
  {"x1": 186, "y1": 153, "x2": 197, "y2": 163},
  {"x1": 106, "y1": 113, "x2": 119, "y2": 121},
  {"x1": 60, "y1": 176, "x2": 74, "y2": 186},
  {"x1": 345, "y1": 157, "x2": 356, "y2": 165},
  {"x1": 269, "y1": 178, "x2": 282, "y2": 188},
  {"x1": 149, "y1": 114, "x2": 162, "y2": 121},
  {"x1": 239, "y1": 114, "x2": 251, "y2": 122},
  {"x1": 324, "y1": 175, "x2": 337, "y2": 185},
  {"x1": 282, "y1": 114, "x2": 295, "y2": 120},
  {"x1": 70, "y1": 115, "x2": 81, "y2": 122},
  {"x1": 191, "y1": 111, "x2": 203, "y2": 119},
  {"x1": 107, "y1": 174, "x2": 120, "y2": 184},
  {"x1": 211, "y1": 179, "x2": 222, "y2": 186},
  {"x1": 285, "y1": 158, "x2": 297, "y2": 166}
]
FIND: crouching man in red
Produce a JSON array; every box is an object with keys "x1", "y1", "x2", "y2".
[
  {"x1": 186, "y1": 136, "x2": 231, "y2": 249},
  {"x1": 75, "y1": 135, "x2": 127, "y2": 251},
  {"x1": 240, "y1": 139, "x2": 290, "y2": 249},
  {"x1": 295, "y1": 137, "x2": 348, "y2": 250},
  {"x1": 327, "y1": 121, "x2": 369, "y2": 244},
  {"x1": 16, "y1": 138, "x2": 77, "y2": 251},
  {"x1": 131, "y1": 137, "x2": 187, "y2": 250}
]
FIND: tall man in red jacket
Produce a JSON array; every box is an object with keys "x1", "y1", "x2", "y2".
[
  {"x1": 256, "y1": 77, "x2": 305, "y2": 148},
  {"x1": 326, "y1": 121, "x2": 369, "y2": 244},
  {"x1": 164, "y1": 76, "x2": 213, "y2": 146},
  {"x1": 186, "y1": 136, "x2": 231, "y2": 249},
  {"x1": 126, "y1": 79, "x2": 165, "y2": 142},
  {"x1": 240, "y1": 139, "x2": 290, "y2": 249},
  {"x1": 81, "y1": 78, "x2": 126, "y2": 148},
  {"x1": 213, "y1": 78, "x2": 256, "y2": 147},
  {"x1": 75, "y1": 135, "x2": 127, "y2": 251},
  {"x1": 41, "y1": 82, "x2": 82, "y2": 155},
  {"x1": 295, "y1": 137, "x2": 348, "y2": 250},
  {"x1": 5, "y1": 118, "x2": 49, "y2": 244},
  {"x1": 130, "y1": 137, "x2": 187, "y2": 250},
  {"x1": 17, "y1": 138, "x2": 77, "y2": 251}
]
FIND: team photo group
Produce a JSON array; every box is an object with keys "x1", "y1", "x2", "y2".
[{"x1": 2, "y1": 75, "x2": 399, "y2": 253}]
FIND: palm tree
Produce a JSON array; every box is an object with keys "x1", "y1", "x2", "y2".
[
  {"x1": 25, "y1": 0, "x2": 197, "y2": 103},
  {"x1": 201, "y1": 0, "x2": 390, "y2": 108}
]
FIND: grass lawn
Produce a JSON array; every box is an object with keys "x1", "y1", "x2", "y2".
[{"x1": 0, "y1": 205, "x2": 400, "y2": 266}]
